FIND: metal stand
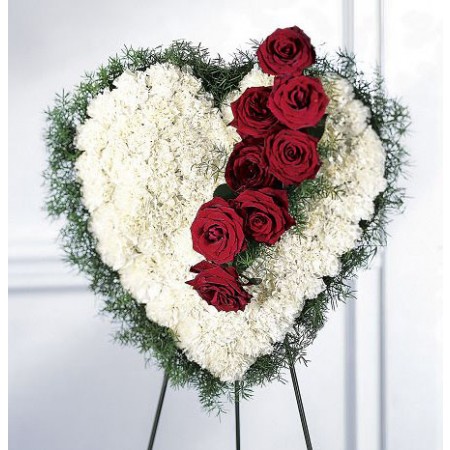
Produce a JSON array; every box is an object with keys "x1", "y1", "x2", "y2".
[
  {"x1": 234, "y1": 381, "x2": 241, "y2": 450},
  {"x1": 147, "y1": 372, "x2": 169, "y2": 450},
  {"x1": 147, "y1": 369, "x2": 312, "y2": 450},
  {"x1": 289, "y1": 364, "x2": 313, "y2": 450}
]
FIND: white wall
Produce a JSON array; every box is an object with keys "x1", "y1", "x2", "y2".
[{"x1": 9, "y1": 0, "x2": 442, "y2": 449}]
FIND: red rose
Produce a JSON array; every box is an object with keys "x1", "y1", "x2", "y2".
[
  {"x1": 225, "y1": 137, "x2": 278, "y2": 192},
  {"x1": 233, "y1": 188, "x2": 296, "y2": 245},
  {"x1": 186, "y1": 261, "x2": 251, "y2": 312},
  {"x1": 265, "y1": 129, "x2": 320, "y2": 185},
  {"x1": 230, "y1": 87, "x2": 278, "y2": 138},
  {"x1": 257, "y1": 26, "x2": 316, "y2": 76},
  {"x1": 191, "y1": 197, "x2": 247, "y2": 264},
  {"x1": 268, "y1": 75, "x2": 329, "y2": 129}
]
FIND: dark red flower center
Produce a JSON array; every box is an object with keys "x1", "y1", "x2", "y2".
[
  {"x1": 280, "y1": 43, "x2": 295, "y2": 56},
  {"x1": 248, "y1": 93, "x2": 271, "y2": 119},
  {"x1": 292, "y1": 87, "x2": 307, "y2": 108},
  {"x1": 241, "y1": 160, "x2": 258, "y2": 177},
  {"x1": 206, "y1": 225, "x2": 225, "y2": 242},
  {"x1": 249, "y1": 212, "x2": 270, "y2": 230},
  {"x1": 285, "y1": 145, "x2": 300, "y2": 161}
]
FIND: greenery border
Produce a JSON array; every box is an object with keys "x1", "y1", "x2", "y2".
[{"x1": 44, "y1": 42, "x2": 409, "y2": 412}]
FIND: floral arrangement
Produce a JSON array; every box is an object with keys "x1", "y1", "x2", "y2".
[{"x1": 45, "y1": 26, "x2": 409, "y2": 410}]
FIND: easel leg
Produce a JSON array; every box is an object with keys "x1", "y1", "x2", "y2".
[
  {"x1": 235, "y1": 381, "x2": 241, "y2": 450},
  {"x1": 147, "y1": 372, "x2": 169, "y2": 450},
  {"x1": 289, "y1": 364, "x2": 313, "y2": 450}
]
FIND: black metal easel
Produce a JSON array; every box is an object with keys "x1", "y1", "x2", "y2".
[
  {"x1": 147, "y1": 372, "x2": 169, "y2": 450},
  {"x1": 234, "y1": 381, "x2": 241, "y2": 450},
  {"x1": 289, "y1": 363, "x2": 313, "y2": 450},
  {"x1": 146, "y1": 365, "x2": 313, "y2": 450}
]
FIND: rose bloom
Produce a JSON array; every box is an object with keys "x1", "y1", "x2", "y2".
[
  {"x1": 230, "y1": 86, "x2": 278, "y2": 138},
  {"x1": 268, "y1": 75, "x2": 329, "y2": 129},
  {"x1": 225, "y1": 137, "x2": 278, "y2": 192},
  {"x1": 233, "y1": 188, "x2": 296, "y2": 245},
  {"x1": 265, "y1": 129, "x2": 321, "y2": 185},
  {"x1": 257, "y1": 26, "x2": 316, "y2": 76},
  {"x1": 186, "y1": 261, "x2": 251, "y2": 312},
  {"x1": 191, "y1": 197, "x2": 247, "y2": 264}
]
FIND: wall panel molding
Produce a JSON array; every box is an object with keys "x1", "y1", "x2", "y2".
[
  {"x1": 9, "y1": 232, "x2": 88, "y2": 291},
  {"x1": 350, "y1": 0, "x2": 386, "y2": 448}
]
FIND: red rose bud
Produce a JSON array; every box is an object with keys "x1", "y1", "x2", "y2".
[
  {"x1": 230, "y1": 87, "x2": 278, "y2": 138},
  {"x1": 257, "y1": 26, "x2": 316, "y2": 76},
  {"x1": 233, "y1": 188, "x2": 296, "y2": 245},
  {"x1": 191, "y1": 197, "x2": 247, "y2": 264},
  {"x1": 265, "y1": 129, "x2": 321, "y2": 185},
  {"x1": 225, "y1": 137, "x2": 279, "y2": 192},
  {"x1": 268, "y1": 75, "x2": 329, "y2": 129},
  {"x1": 186, "y1": 261, "x2": 252, "y2": 312}
]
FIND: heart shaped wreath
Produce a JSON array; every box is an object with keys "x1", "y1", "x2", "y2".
[{"x1": 45, "y1": 26, "x2": 408, "y2": 410}]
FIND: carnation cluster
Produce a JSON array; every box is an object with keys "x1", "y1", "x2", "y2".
[{"x1": 187, "y1": 26, "x2": 329, "y2": 313}]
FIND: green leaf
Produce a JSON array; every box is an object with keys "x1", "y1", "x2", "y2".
[
  {"x1": 306, "y1": 114, "x2": 328, "y2": 140},
  {"x1": 213, "y1": 183, "x2": 236, "y2": 200}
]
